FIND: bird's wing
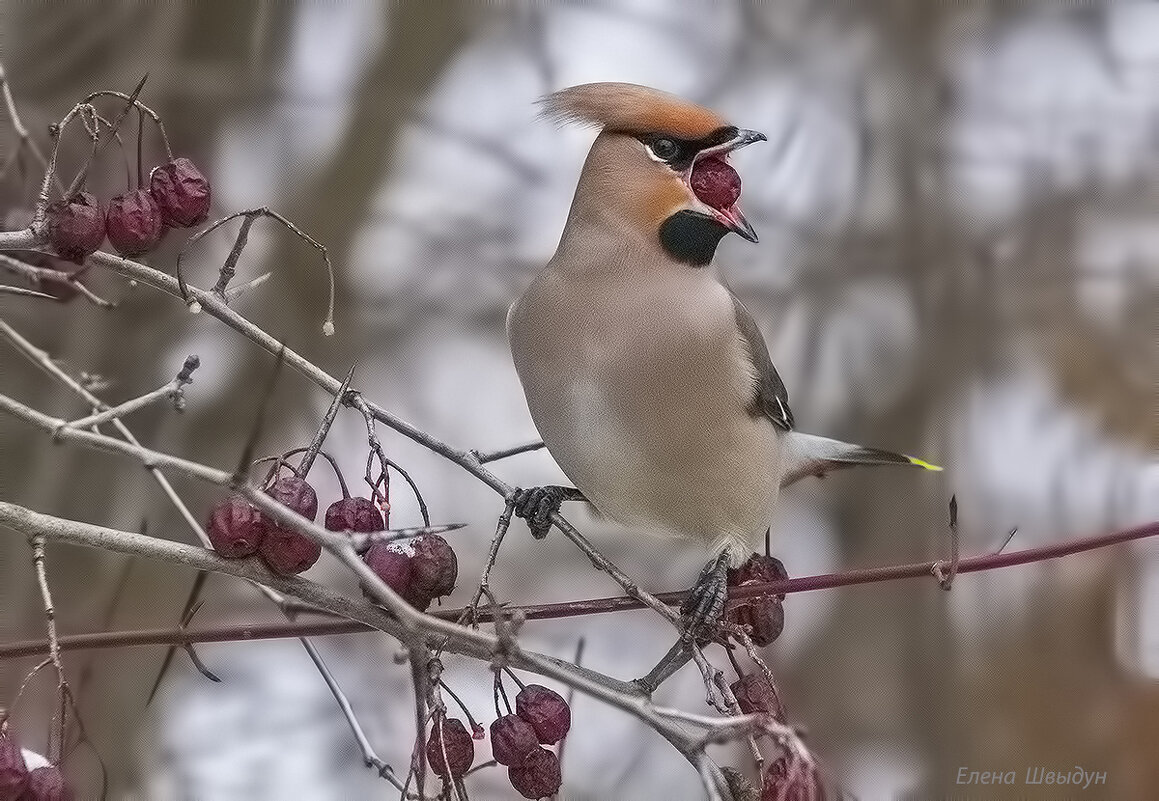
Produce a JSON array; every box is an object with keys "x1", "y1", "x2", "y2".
[{"x1": 731, "y1": 293, "x2": 794, "y2": 431}]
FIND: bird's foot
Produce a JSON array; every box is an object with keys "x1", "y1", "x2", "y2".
[
  {"x1": 680, "y1": 549, "x2": 732, "y2": 637},
  {"x1": 511, "y1": 485, "x2": 586, "y2": 539}
]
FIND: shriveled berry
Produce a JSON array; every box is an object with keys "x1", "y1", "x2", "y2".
[
  {"x1": 409, "y1": 535, "x2": 457, "y2": 600},
  {"x1": 23, "y1": 765, "x2": 72, "y2": 801},
  {"x1": 761, "y1": 755, "x2": 825, "y2": 801},
  {"x1": 362, "y1": 542, "x2": 419, "y2": 601},
  {"x1": 45, "y1": 192, "x2": 105, "y2": 263},
  {"x1": 729, "y1": 595, "x2": 784, "y2": 647},
  {"x1": 105, "y1": 189, "x2": 163, "y2": 256},
  {"x1": 257, "y1": 476, "x2": 321, "y2": 575},
  {"x1": 325, "y1": 497, "x2": 384, "y2": 535},
  {"x1": 728, "y1": 554, "x2": 788, "y2": 600},
  {"x1": 0, "y1": 732, "x2": 28, "y2": 800},
  {"x1": 515, "y1": 684, "x2": 570, "y2": 745},
  {"x1": 425, "y1": 717, "x2": 474, "y2": 779},
  {"x1": 690, "y1": 156, "x2": 741, "y2": 211},
  {"x1": 265, "y1": 476, "x2": 318, "y2": 521},
  {"x1": 489, "y1": 714, "x2": 539, "y2": 767},
  {"x1": 149, "y1": 157, "x2": 211, "y2": 228},
  {"x1": 259, "y1": 526, "x2": 321, "y2": 575},
  {"x1": 730, "y1": 673, "x2": 786, "y2": 723},
  {"x1": 206, "y1": 495, "x2": 266, "y2": 558},
  {"x1": 508, "y1": 747, "x2": 561, "y2": 799}
]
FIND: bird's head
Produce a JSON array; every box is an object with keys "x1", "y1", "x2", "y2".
[{"x1": 542, "y1": 82, "x2": 766, "y2": 265}]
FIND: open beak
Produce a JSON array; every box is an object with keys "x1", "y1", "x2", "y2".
[{"x1": 689, "y1": 128, "x2": 765, "y2": 243}]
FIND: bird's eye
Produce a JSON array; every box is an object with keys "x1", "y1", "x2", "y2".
[{"x1": 649, "y1": 138, "x2": 679, "y2": 162}]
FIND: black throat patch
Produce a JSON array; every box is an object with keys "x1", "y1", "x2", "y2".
[{"x1": 658, "y1": 210, "x2": 729, "y2": 266}]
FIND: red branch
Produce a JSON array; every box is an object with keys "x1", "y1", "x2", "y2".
[{"x1": 1, "y1": 519, "x2": 1155, "y2": 660}]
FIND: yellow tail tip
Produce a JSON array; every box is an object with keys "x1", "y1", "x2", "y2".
[{"x1": 907, "y1": 456, "x2": 943, "y2": 471}]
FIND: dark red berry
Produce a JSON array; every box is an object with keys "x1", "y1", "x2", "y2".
[
  {"x1": 761, "y1": 755, "x2": 825, "y2": 801},
  {"x1": 105, "y1": 188, "x2": 163, "y2": 256},
  {"x1": 409, "y1": 535, "x2": 457, "y2": 600},
  {"x1": 45, "y1": 192, "x2": 105, "y2": 263},
  {"x1": 690, "y1": 157, "x2": 741, "y2": 210},
  {"x1": 729, "y1": 595, "x2": 784, "y2": 647},
  {"x1": 149, "y1": 157, "x2": 211, "y2": 228},
  {"x1": 0, "y1": 732, "x2": 28, "y2": 801},
  {"x1": 727, "y1": 554, "x2": 787, "y2": 646},
  {"x1": 206, "y1": 495, "x2": 266, "y2": 558},
  {"x1": 728, "y1": 554, "x2": 788, "y2": 600},
  {"x1": 257, "y1": 476, "x2": 321, "y2": 575},
  {"x1": 324, "y1": 497, "x2": 384, "y2": 534},
  {"x1": 515, "y1": 684, "x2": 570, "y2": 745},
  {"x1": 425, "y1": 717, "x2": 474, "y2": 779},
  {"x1": 259, "y1": 525, "x2": 322, "y2": 575},
  {"x1": 507, "y1": 747, "x2": 562, "y2": 799},
  {"x1": 730, "y1": 673, "x2": 786, "y2": 723},
  {"x1": 265, "y1": 476, "x2": 318, "y2": 520},
  {"x1": 362, "y1": 542, "x2": 422, "y2": 603},
  {"x1": 23, "y1": 765, "x2": 72, "y2": 801},
  {"x1": 489, "y1": 714, "x2": 539, "y2": 767}
]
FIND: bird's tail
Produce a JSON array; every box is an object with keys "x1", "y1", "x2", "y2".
[{"x1": 780, "y1": 431, "x2": 942, "y2": 489}]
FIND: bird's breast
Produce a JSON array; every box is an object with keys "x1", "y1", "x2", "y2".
[{"x1": 509, "y1": 267, "x2": 781, "y2": 548}]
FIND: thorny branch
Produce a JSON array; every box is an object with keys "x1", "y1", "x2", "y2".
[{"x1": 0, "y1": 501, "x2": 780, "y2": 799}]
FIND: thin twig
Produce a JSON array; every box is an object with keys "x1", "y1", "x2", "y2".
[
  {"x1": 471, "y1": 439, "x2": 545, "y2": 464},
  {"x1": 0, "y1": 62, "x2": 56, "y2": 190},
  {"x1": 0, "y1": 253, "x2": 116, "y2": 308},
  {"x1": 298, "y1": 364, "x2": 354, "y2": 477},
  {"x1": 56, "y1": 356, "x2": 198, "y2": 432},
  {"x1": 29, "y1": 535, "x2": 67, "y2": 762}
]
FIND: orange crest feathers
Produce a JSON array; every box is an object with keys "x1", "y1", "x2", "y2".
[{"x1": 540, "y1": 82, "x2": 727, "y2": 140}]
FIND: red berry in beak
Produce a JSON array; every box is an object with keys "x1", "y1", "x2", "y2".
[
  {"x1": 508, "y1": 747, "x2": 562, "y2": 799},
  {"x1": 206, "y1": 494, "x2": 267, "y2": 558},
  {"x1": 515, "y1": 684, "x2": 571, "y2": 745},
  {"x1": 149, "y1": 157, "x2": 211, "y2": 228},
  {"x1": 324, "y1": 497, "x2": 385, "y2": 534},
  {"x1": 489, "y1": 714, "x2": 539, "y2": 767},
  {"x1": 425, "y1": 717, "x2": 475, "y2": 779},
  {"x1": 45, "y1": 192, "x2": 105, "y2": 263},
  {"x1": 690, "y1": 157, "x2": 741, "y2": 211},
  {"x1": 105, "y1": 188, "x2": 164, "y2": 256}
]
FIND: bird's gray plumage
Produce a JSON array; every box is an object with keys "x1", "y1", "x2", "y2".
[{"x1": 731, "y1": 294, "x2": 794, "y2": 431}]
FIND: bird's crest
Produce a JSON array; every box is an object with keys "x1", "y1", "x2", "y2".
[{"x1": 540, "y1": 82, "x2": 727, "y2": 141}]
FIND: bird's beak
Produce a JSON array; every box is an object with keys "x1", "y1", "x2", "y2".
[{"x1": 690, "y1": 128, "x2": 766, "y2": 243}]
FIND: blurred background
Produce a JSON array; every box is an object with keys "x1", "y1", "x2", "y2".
[{"x1": 1, "y1": 2, "x2": 1157, "y2": 799}]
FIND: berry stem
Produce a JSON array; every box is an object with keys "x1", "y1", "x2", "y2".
[
  {"x1": 297, "y1": 364, "x2": 354, "y2": 479},
  {"x1": 64, "y1": 74, "x2": 148, "y2": 199}
]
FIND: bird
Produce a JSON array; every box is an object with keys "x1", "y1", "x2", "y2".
[{"x1": 506, "y1": 82, "x2": 940, "y2": 627}]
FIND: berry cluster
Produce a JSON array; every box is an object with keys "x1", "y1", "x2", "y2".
[
  {"x1": 490, "y1": 683, "x2": 569, "y2": 798},
  {"x1": 43, "y1": 157, "x2": 210, "y2": 263},
  {"x1": 205, "y1": 453, "x2": 459, "y2": 604},
  {"x1": 207, "y1": 473, "x2": 322, "y2": 576},
  {"x1": 0, "y1": 732, "x2": 72, "y2": 801},
  {"x1": 726, "y1": 553, "x2": 787, "y2": 646}
]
